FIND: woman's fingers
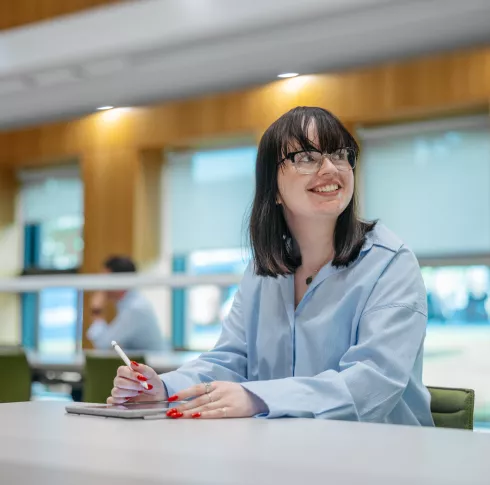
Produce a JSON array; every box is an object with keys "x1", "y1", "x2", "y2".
[
  {"x1": 168, "y1": 383, "x2": 224, "y2": 418},
  {"x1": 116, "y1": 364, "x2": 152, "y2": 384},
  {"x1": 110, "y1": 365, "x2": 151, "y2": 401},
  {"x1": 168, "y1": 382, "x2": 214, "y2": 403},
  {"x1": 116, "y1": 365, "x2": 140, "y2": 382},
  {"x1": 178, "y1": 389, "x2": 220, "y2": 412},
  {"x1": 168, "y1": 403, "x2": 229, "y2": 419},
  {"x1": 129, "y1": 361, "x2": 158, "y2": 380},
  {"x1": 192, "y1": 407, "x2": 230, "y2": 419},
  {"x1": 115, "y1": 364, "x2": 156, "y2": 391},
  {"x1": 109, "y1": 363, "x2": 166, "y2": 403},
  {"x1": 110, "y1": 386, "x2": 140, "y2": 398},
  {"x1": 107, "y1": 395, "x2": 132, "y2": 405},
  {"x1": 114, "y1": 376, "x2": 144, "y2": 391}
]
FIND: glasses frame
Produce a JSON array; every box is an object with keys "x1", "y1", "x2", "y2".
[{"x1": 281, "y1": 147, "x2": 357, "y2": 174}]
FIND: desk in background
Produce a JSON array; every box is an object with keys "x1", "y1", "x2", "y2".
[
  {"x1": 26, "y1": 350, "x2": 201, "y2": 401},
  {"x1": 27, "y1": 350, "x2": 201, "y2": 375}
]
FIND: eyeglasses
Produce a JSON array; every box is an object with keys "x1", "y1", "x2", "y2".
[{"x1": 281, "y1": 148, "x2": 357, "y2": 174}]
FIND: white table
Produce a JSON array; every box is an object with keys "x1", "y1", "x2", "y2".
[
  {"x1": 27, "y1": 350, "x2": 200, "y2": 375},
  {"x1": 1, "y1": 402, "x2": 489, "y2": 485}
]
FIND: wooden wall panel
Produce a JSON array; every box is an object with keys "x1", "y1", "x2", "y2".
[
  {"x1": 80, "y1": 147, "x2": 161, "y2": 347},
  {"x1": 0, "y1": 167, "x2": 20, "y2": 345},
  {"x1": 81, "y1": 149, "x2": 137, "y2": 274},
  {"x1": 133, "y1": 150, "x2": 162, "y2": 267},
  {"x1": 1, "y1": 47, "x2": 489, "y2": 169},
  {"x1": 0, "y1": 0, "x2": 123, "y2": 30},
  {"x1": 0, "y1": 167, "x2": 17, "y2": 226}
]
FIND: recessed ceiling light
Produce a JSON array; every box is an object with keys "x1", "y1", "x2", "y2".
[
  {"x1": 277, "y1": 72, "x2": 299, "y2": 78},
  {"x1": 97, "y1": 105, "x2": 114, "y2": 111}
]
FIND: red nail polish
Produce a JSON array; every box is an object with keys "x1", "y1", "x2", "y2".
[
  {"x1": 172, "y1": 412, "x2": 184, "y2": 419},
  {"x1": 137, "y1": 375, "x2": 148, "y2": 382},
  {"x1": 166, "y1": 409, "x2": 178, "y2": 417},
  {"x1": 131, "y1": 361, "x2": 139, "y2": 367},
  {"x1": 146, "y1": 384, "x2": 153, "y2": 390},
  {"x1": 192, "y1": 412, "x2": 201, "y2": 419},
  {"x1": 168, "y1": 395, "x2": 179, "y2": 402},
  {"x1": 138, "y1": 391, "x2": 143, "y2": 394}
]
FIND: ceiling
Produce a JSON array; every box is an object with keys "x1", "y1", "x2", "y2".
[{"x1": 0, "y1": 0, "x2": 489, "y2": 130}]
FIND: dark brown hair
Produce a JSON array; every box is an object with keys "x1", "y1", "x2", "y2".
[
  {"x1": 104, "y1": 255, "x2": 137, "y2": 273},
  {"x1": 249, "y1": 106, "x2": 376, "y2": 277}
]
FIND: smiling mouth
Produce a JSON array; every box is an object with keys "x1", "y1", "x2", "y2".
[{"x1": 310, "y1": 183, "x2": 341, "y2": 194}]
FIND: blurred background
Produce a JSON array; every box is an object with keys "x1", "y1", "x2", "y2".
[{"x1": 0, "y1": 0, "x2": 490, "y2": 427}]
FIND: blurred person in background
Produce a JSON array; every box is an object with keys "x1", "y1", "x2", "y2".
[
  {"x1": 108, "y1": 107, "x2": 433, "y2": 426},
  {"x1": 87, "y1": 256, "x2": 167, "y2": 351},
  {"x1": 460, "y1": 267, "x2": 490, "y2": 323}
]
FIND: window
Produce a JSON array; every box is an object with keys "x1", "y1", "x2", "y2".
[
  {"x1": 166, "y1": 146, "x2": 256, "y2": 349},
  {"x1": 39, "y1": 216, "x2": 84, "y2": 270},
  {"x1": 359, "y1": 115, "x2": 490, "y2": 257},
  {"x1": 19, "y1": 165, "x2": 84, "y2": 353},
  {"x1": 20, "y1": 166, "x2": 84, "y2": 270},
  {"x1": 38, "y1": 288, "x2": 82, "y2": 354},
  {"x1": 423, "y1": 265, "x2": 490, "y2": 325}
]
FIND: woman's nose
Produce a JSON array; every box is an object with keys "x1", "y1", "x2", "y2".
[{"x1": 317, "y1": 154, "x2": 338, "y2": 175}]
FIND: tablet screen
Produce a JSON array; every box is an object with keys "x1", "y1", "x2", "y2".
[{"x1": 83, "y1": 401, "x2": 184, "y2": 410}]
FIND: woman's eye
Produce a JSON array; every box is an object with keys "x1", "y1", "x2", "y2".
[
  {"x1": 336, "y1": 149, "x2": 348, "y2": 160},
  {"x1": 298, "y1": 153, "x2": 317, "y2": 163}
]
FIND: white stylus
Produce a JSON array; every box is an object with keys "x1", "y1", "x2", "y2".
[{"x1": 111, "y1": 340, "x2": 148, "y2": 390}]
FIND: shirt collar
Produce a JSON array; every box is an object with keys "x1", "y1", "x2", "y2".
[{"x1": 279, "y1": 226, "x2": 380, "y2": 312}]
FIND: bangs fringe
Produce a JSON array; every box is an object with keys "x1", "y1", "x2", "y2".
[{"x1": 274, "y1": 107, "x2": 359, "y2": 165}]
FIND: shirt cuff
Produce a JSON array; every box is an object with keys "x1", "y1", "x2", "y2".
[
  {"x1": 240, "y1": 381, "x2": 283, "y2": 418},
  {"x1": 159, "y1": 371, "x2": 199, "y2": 399}
]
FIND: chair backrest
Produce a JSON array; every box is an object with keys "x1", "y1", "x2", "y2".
[
  {"x1": 0, "y1": 348, "x2": 31, "y2": 403},
  {"x1": 83, "y1": 353, "x2": 145, "y2": 403},
  {"x1": 428, "y1": 386, "x2": 475, "y2": 430}
]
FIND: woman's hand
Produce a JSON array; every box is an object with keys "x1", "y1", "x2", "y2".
[
  {"x1": 166, "y1": 381, "x2": 267, "y2": 419},
  {"x1": 107, "y1": 362, "x2": 167, "y2": 404}
]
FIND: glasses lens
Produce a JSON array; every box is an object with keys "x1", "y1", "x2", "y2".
[
  {"x1": 293, "y1": 151, "x2": 322, "y2": 174},
  {"x1": 330, "y1": 148, "x2": 356, "y2": 171}
]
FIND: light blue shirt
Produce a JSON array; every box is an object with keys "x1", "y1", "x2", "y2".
[
  {"x1": 161, "y1": 224, "x2": 434, "y2": 426},
  {"x1": 87, "y1": 290, "x2": 167, "y2": 351}
]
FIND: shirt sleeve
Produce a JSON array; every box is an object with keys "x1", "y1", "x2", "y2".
[
  {"x1": 160, "y1": 267, "x2": 251, "y2": 397},
  {"x1": 87, "y1": 307, "x2": 140, "y2": 350},
  {"x1": 86, "y1": 318, "x2": 109, "y2": 342},
  {"x1": 241, "y1": 247, "x2": 429, "y2": 421}
]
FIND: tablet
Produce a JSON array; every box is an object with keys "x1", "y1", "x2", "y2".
[{"x1": 65, "y1": 400, "x2": 185, "y2": 419}]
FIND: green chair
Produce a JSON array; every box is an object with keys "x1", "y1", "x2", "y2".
[
  {"x1": 83, "y1": 353, "x2": 146, "y2": 403},
  {"x1": 0, "y1": 347, "x2": 32, "y2": 403},
  {"x1": 428, "y1": 386, "x2": 475, "y2": 430}
]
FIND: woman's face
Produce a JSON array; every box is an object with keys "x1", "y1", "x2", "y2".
[{"x1": 277, "y1": 123, "x2": 355, "y2": 222}]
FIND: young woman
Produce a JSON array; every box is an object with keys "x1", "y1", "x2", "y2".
[{"x1": 108, "y1": 106, "x2": 434, "y2": 426}]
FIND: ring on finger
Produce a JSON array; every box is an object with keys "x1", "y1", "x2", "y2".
[{"x1": 204, "y1": 382, "x2": 212, "y2": 394}]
